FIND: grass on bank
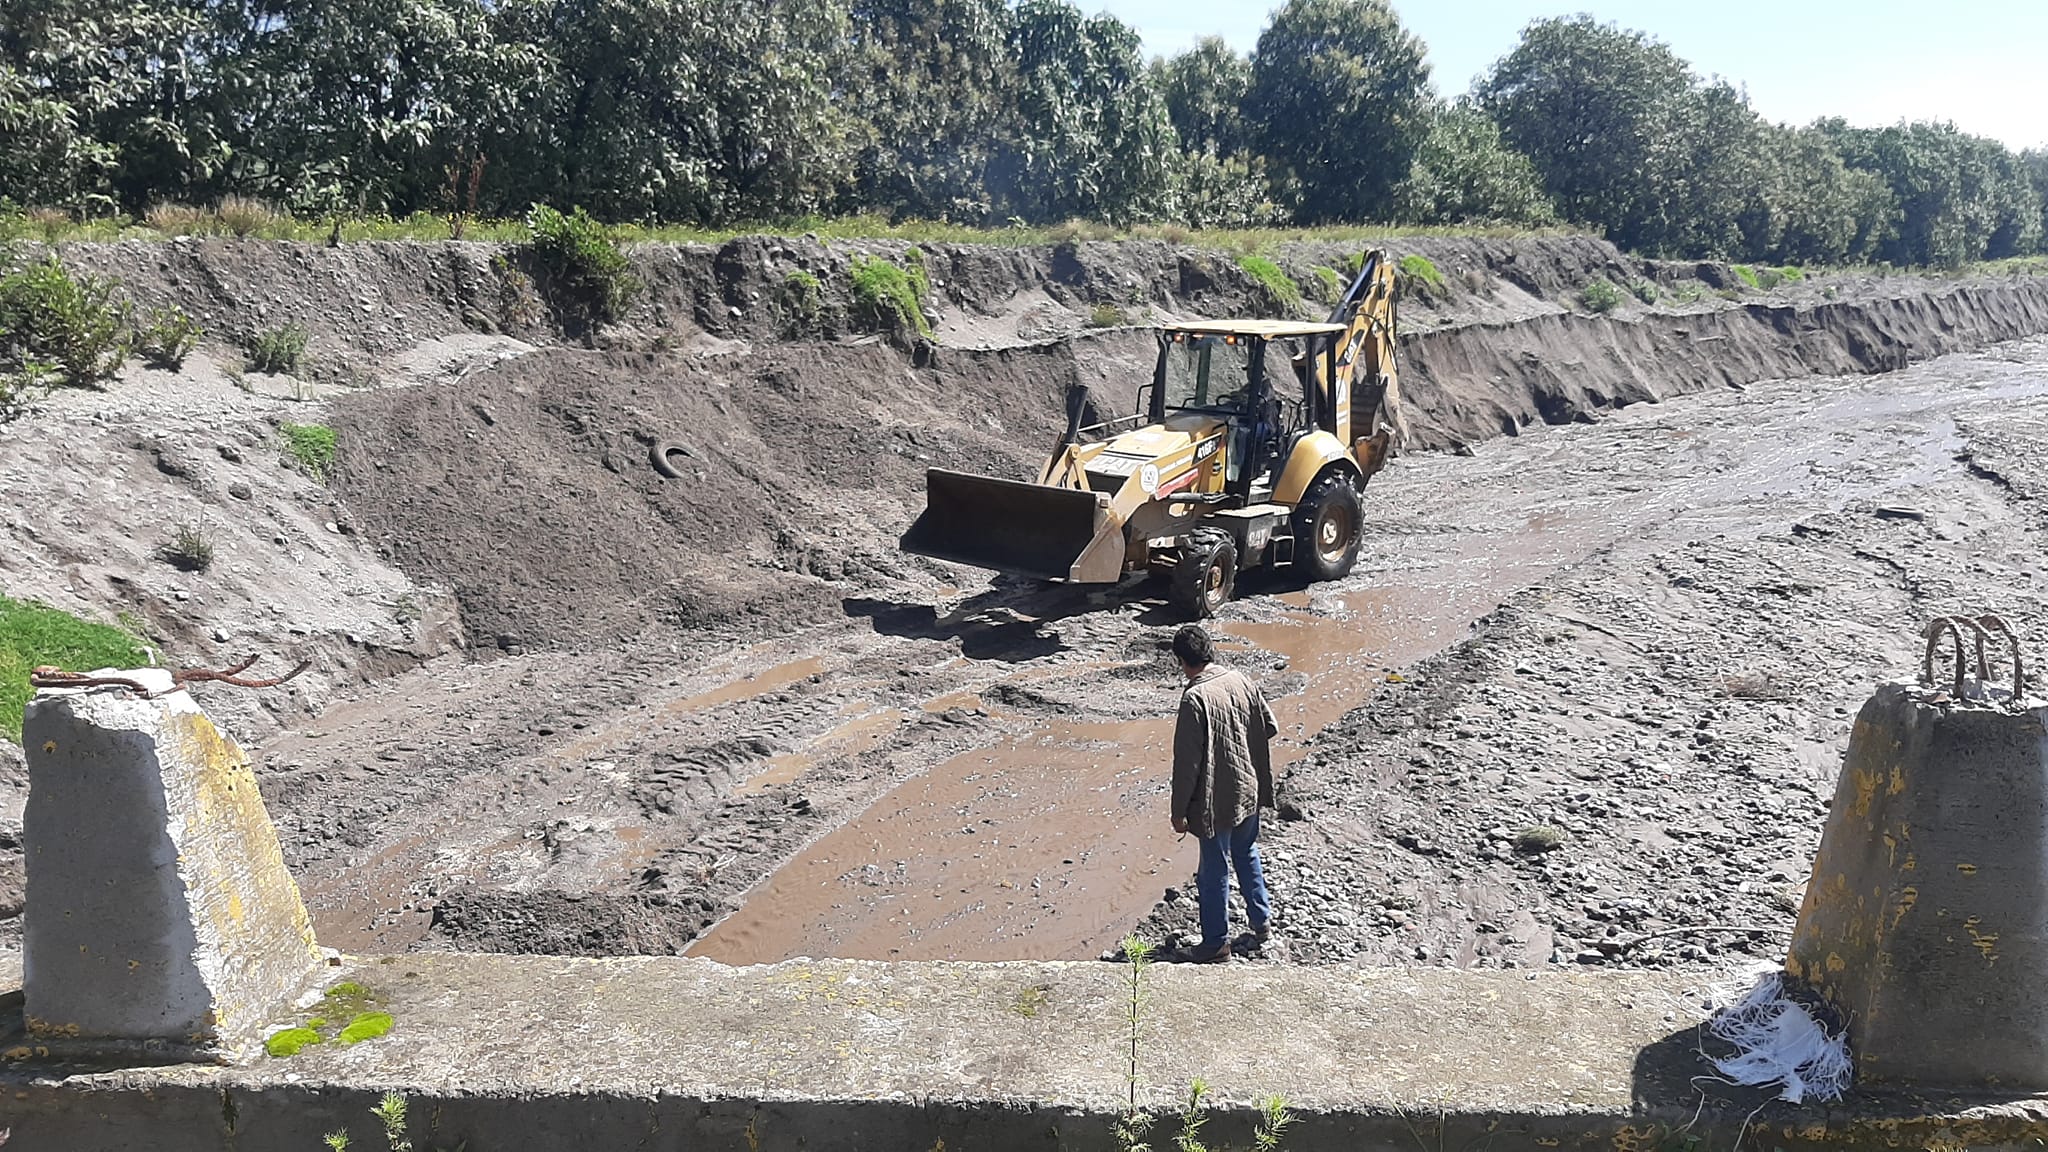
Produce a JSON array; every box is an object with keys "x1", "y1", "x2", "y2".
[
  {"x1": 0, "y1": 595, "x2": 151, "y2": 742},
  {"x1": 0, "y1": 202, "x2": 1571, "y2": 253}
]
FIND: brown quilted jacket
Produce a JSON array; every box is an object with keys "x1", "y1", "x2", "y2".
[{"x1": 1171, "y1": 666, "x2": 1278, "y2": 839}]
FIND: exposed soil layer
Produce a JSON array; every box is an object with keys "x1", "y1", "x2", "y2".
[{"x1": 3, "y1": 235, "x2": 2048, "y2": 971}]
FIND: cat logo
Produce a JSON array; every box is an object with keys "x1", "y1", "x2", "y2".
[{"x1": 1139, "y1": 463, "x2": 1160, "y2": 494}]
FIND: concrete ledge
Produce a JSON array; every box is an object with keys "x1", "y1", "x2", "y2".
[{"x1": 4, "y1": 955, "x2": 2047, "y2": 1150}]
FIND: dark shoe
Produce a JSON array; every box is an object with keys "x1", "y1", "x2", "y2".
[
  {"x1": 1188, "y1": 940, "x2": 1232, "y2": 964},
  {"x1": 1250, "y1": 922, "x2": 1271, "y2": 946}
]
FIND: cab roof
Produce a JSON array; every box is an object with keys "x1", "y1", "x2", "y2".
[{"x1": 1162, "y1": 319, "x2": 1347, "y2": 339}]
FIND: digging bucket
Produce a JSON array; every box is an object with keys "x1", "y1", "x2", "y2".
[
  {"x1": 1787, "y1": 615, "x2": 2048, "y2": 1089},
  {"x1": 900, "y1": 469, "x2": 1118, "y2": 583}
]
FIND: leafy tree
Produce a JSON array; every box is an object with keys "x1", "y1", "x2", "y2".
[
  {"x1": 1393, "y1": 101, "x2": 1555, "y2": 227},
  {"x1": 1157, "y1": 36, "x2": 1251, "y2": 158},
  {"x1": 1156, "y1": 37, "x2": 1278, "y2": 228},
  {"x1": 1823, "y1": 119, "x2": 2043, "y2": 266},
  {"x1": 845, "y1": 0, "x2": 1016, "y2": 221},
  {"x1": 1246, "y1": 0, "x2": 1432, "y2": 224},
  {"x1": 2024, "y1": 149, "x2": 2048, "y2": 255},
  {"x1": 997, "y1": 0, "x2": 1175, "y2": 224},
  {"x1": 1748, "y1": 124, "x2": 1897, "y2": 265},
  {"x1": 0, "y1": 0, "x2": 224, "y2": 213},
  {"x1": 1477, "y1": 16, "x2": 1694, "y2": 252}
]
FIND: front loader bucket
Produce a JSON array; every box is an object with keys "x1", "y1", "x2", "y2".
[{"x1": 901, "y1": 470, "x2": 1119, "y2": 583}]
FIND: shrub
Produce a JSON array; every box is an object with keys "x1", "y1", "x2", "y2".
[
  {"x1": 0, "y1": 359, "x2": 57, "y2": 419},
  {"x1": 25, "y1": 207, "x2": 69, "y2": 242},
  {"x1": 215, "y1": 195, "x2": 283, "y2": 238},
  {"x1": 143, "y1": 203, "x2": 212, "y2": 236},
  {"x1": 246, "y1": 324, "x2": 307, "y2": 374},
  {"x1": 1778, "y1": 265, "x2": 1806, "y2": 283},
  {"x1": 0, "y1": 594, "x2": 150, "y2": 742},
  {"x1": 281, "y1": 421, "x2": 337, "y2": 480},
  {"x1": 158, "y1": 521, "x2": 215, "y2": 573},
  {"x1": 524, "y1": 204, "x2": 638, "y2": 330},
  {"x1": 1397, "y1": 253, "x2": 1447, "y2": 298},
  {"x1": 1236, "y1": 254, "x2": 1300, "y2": 310},
  {"x1": 132, "y1": 306, "x2": 203, "y2": 369},
  {"x1": 1630, "y1": 280, "x2": 1659, "y2": 304},
  {"x1": 489, "y1": 253, "x2": 543, "y2": 329},
  {"x1": 1515, "y1": 825, "x2": 1565, "y2": 855},
  {"x1": 0, "y1": 258, "x2": 130, "y2": 389},
  {"x1": 1088, "y1": 303, "x2": 1125, "y2": 328},
  {"x1": 849, "y1": 254, "x2": 932, "y2": 341},
  {"x1": 1731, "y1": 264, "x2": 1763, "y2": 290},
  {"x1": 1579, "y1": 278, "x2": 1625, "y2": 314},
  {"x1": 1311, "y1": 265, "x2": 1346, "y2": 304},
  {"x1": 777, "y1": 269, "x2": 823, "y2": 324}
]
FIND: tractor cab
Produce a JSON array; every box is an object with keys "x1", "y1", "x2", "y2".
[{"x1": 1151, "y1": 320, "x2": 1348, "y2": 503}]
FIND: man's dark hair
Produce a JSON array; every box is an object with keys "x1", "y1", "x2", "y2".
[{"x1": 1172, "y1": 624, "x2": 1215, "y2": 669}]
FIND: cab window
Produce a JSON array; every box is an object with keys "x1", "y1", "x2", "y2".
[{"x1": 1160, "y1": 334, "x2": 1252, "y2": 412}]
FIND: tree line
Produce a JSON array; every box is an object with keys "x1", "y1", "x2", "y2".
[{"x1": 4, "y1": 0, "x2": 2045, "y2": 267}]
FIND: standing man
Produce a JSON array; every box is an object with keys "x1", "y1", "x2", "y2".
[{"x1": 1169, "y1": 624, "x2": 1278, "y2": 963}]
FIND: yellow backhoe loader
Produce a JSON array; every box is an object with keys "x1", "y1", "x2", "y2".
[{"x1": 902, "y1": 250, "x2": 1402, "y2": 618}]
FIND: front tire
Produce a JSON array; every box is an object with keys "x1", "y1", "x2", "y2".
[
  {"x1": 1292, "y1": 470, "x2": 1364, "y2": 582},
  {"x1": 1171, "y1": 530, "x2": 1237, "y2": 619}
]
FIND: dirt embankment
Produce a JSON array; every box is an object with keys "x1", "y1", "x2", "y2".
[{"x1": 38, "y1": 232, "x2": 2047, "y2": 663}]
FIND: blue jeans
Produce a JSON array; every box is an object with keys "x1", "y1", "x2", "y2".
[{"x1": 1197, "y1": 812, "x2": 1271, "y2": 950}]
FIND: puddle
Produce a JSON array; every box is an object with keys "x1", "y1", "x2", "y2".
[
  {"x1": 694, "y1": 521, "x2": 1606, "y2": 965},
  {"x1": 666, "y1": 654, "x2": 827, "y2": 714},
  {"x1": 689, "y1": 716, "x2": 1178, "y2": 964}
]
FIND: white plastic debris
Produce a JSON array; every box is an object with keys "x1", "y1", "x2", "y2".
[{"x1": 1705, "y1": 968, "x2": 1852, "y2": 1103}]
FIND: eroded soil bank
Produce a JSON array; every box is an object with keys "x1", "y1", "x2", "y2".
[{"x1": 1, "y1": 234, "x2": 2045, "y2": 969}]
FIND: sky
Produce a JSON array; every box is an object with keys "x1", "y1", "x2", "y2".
[{"x1": 1094, "y1": 0, "x2": 2048, "y2": 151}]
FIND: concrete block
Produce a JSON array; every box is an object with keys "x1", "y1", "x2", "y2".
[
  {"x1": 21, "y1": 668, "x2": 322, "y2": 1062},
  {"x1": 1788, "y1": 679, "x2": 2048, "y2": 1089}
]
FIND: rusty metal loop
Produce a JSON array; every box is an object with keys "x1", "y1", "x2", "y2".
[
  {"x1": 1923, "y1": 617, "x2": 1969, "y2": 696},
  {"x1": 1975, "y1": 614, "x2": 2027, "y2": 700},
  {"x1": 1924, "y1": 615, "x2": 2030, "y2": 703}
]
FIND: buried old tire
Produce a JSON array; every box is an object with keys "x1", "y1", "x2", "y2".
[
  {"x1": 1292, "y1": 470, "x2": 1364, "y2": 582},
  {"x1": 650, "y1": 441, "x2": 692, "y2": 479},
  {"x1": 1171, "y1": 529, "x2": 1237, "y2": 620}
]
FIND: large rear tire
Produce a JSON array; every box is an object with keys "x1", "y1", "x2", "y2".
[
  {"x1": 1171, "y1": 530, "x2": 1237, "y2": 620},
  {"x1": 1292, "y1": 470, "x2": 1364, "y2": 582}
]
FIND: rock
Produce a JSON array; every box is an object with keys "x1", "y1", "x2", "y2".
[{"x1": 227, "y1": 481, "x2": 253, "y2": 500}]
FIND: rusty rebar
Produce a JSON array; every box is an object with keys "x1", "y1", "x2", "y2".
[
  {"x1": 173, "y1": 655, "x2": 312, "y2": 690},
  {"x1": 1924, "y1": 617, "x2": 1968, "y2": 696},
  {"x1": 1923, "y1": 614, "x2": 2029, "y2": 702},
  {"x1": 1975, "y1": 614, "x2": 2027, "y2": 700},
  {"x1": 29, "y1": 654, "x2": 311, "y2": 700},
  {"x1": 26, "y1": 667, "x2": 153, "y2": 697}
]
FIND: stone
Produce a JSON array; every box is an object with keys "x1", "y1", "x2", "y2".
[{"x1": 21, "y1": 669, "x2": 323, "y2": 1061}]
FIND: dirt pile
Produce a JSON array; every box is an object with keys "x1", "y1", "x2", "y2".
[{"x1": 329, "y1": 332, "x2": 1155, "y2": 651}]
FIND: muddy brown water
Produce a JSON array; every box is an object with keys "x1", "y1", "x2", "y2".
[
  {"x1": 689, "y1": 516, "x2": 1611, "y2": 963},
  {"x1": 689, "y1": 342, "x2": 2048, "y2": 965}
]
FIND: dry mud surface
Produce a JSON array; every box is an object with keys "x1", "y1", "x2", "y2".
[{"x1": 3, "y1": 236, "x2": 2048, "y2": 975}]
